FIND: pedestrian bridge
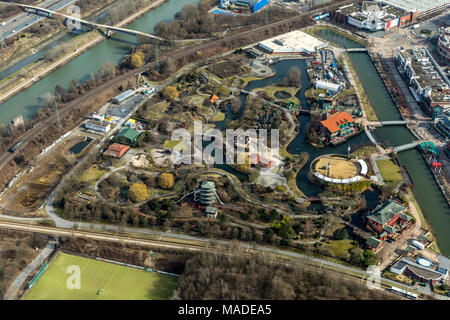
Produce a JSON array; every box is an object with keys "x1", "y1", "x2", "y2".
[
  {"x1": 0, "y1": 1, "x2": 165, "y2": 41},
  {"x1": 393, "y1": 139, "x2": 429, "y2": 153},
  {"x1": 345, "y1": 48, "x2": 368, "y2": 52},
  {"x1": 367, "y1": 120, "x2": 407, "y2": 128}
]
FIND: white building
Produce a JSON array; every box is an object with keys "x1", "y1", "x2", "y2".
[
  {"x1": 314, "y1": 80, "x2": 341, "y2": 92},
  {"x1": 84, "y1": 120, "x2": 111, "y2": 133},
  {"x1": 258, "y1": 30, "x2": 327, "y2": 55}
]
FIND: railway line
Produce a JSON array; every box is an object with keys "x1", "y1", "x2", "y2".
[{"x1": 0, "y1": 219, "x2": 424, "y2": 300}]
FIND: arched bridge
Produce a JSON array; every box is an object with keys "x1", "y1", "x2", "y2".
[{"x1": 0, "y1": 1, "x2": 165, "y2": 41}]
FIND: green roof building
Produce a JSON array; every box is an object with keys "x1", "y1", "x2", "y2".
[
  {"x1": 366, "y1": 236, "x2": 382, "y2": 250},
  {"x1": 116, "y1": 128, "x2": 140, "y2": 145},
  {"x1": 198, "y1": 181, "x2": 217, "y2": 206},
  {"x1": 366, "y1": 200, "x2": 408, "y2": 234}
]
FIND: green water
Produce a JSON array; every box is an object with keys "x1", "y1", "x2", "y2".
[
  {"x1": 0, "y1": 0, "x2": 200, "y2": 124},
  {"x1": 316, "y1": 29, "x2": 450, "y2": 256}
]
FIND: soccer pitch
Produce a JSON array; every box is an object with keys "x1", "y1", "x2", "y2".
[{"x1": 24, "y1": 252, "x2": 178, "y2": 300}]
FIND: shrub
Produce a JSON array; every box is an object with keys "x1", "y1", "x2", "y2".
[
  {"x1": 128, "y1": 183, "x2": 147, "y2": 202},
  {"x1": 158, "y1": 173, "x2": 175, "y2": 190}
]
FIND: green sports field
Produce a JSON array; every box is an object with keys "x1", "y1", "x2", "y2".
[{"x1": 24, "y1": 252, "x2": 178, "y2": 300}]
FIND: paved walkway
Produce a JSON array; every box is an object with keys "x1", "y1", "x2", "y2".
[{"x1": 3, "y1": 241, "x2": 56, "y2": 300}]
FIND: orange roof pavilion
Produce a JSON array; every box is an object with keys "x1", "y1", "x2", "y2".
[
  {"x1": 104, "y1": 143, "x2": 130, "y2": 158},
  {"x1": 320, "y1": 111, "x2": 355, "y2": 133}
]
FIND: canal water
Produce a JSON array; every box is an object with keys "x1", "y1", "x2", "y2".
[
  {"x1": 0, "y1": 0, "x2": 200, "y2": 124},
  {"x1": 315, "y1": 29, "x2": 450, "y2": 256}
]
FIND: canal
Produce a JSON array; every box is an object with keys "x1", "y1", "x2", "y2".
[
  {"x1": 0, "y1": 0, "x2": 200, "y2": 125},
  {"x1": 315, "y1": 29, "x2": 450, "y2": 256}
]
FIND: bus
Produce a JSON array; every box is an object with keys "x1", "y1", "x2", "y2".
[{"x1": 9, "y1": 139, "x2": 25, "y2": 153}]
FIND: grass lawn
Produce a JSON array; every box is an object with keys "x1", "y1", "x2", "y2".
[
  {"x1": 315, "y1": 157, "x2": 358, "y2": 179},
  {"x1": 325, "y1": 239, "x2": 354, "y2": 259},
  {"x1": 24, "y1": 252, "x2": 178, "y2": 300},
  {"x1": 211, "y1": 112, "x2": 226, "y2": 122},
  {"x1": 351, "y1": 146, "x2": 377, "y2": 158},
  {"x1": 80, "y1": 166, "x2": 106, "y2": 183},
  {"x1": 376, "y1": 160, "x2": 403, "y2": 186}
]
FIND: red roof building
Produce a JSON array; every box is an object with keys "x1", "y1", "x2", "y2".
[
  {"x1": 104, "y1": 143, "x2": 130, "y2": 158},
  {"x1": 319, "y1": 111, "x2": 357, "y2": 143}
]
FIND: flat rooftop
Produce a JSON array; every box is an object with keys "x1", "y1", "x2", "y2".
[
  {"x1": 377, "y1": 0, "x2": 449, "y2": 13},
  {"x1": 400, "y1": 48, "x2": 450, "y2": 103},
  {"x1": 259, "y1": 30, "x2": 326, "y2": 54}
]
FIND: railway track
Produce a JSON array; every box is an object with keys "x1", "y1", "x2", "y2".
[{"x1": 0, "y1": 219, "x2": 414, "y2": 300}]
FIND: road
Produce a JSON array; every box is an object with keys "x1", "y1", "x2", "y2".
[
  {"x1": 0, "y1": 220, "x2": 448, "y2": 300},
  {"x1": 3, "y1": 240, "x2": 56, "y2": 300},
  {"x1": 0, "y1": 0, "x2": 76, "y2": 39}
]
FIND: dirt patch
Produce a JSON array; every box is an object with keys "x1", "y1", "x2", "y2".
[{"x1": 131, "y1": 154, "x2": 150, "y2": 168}]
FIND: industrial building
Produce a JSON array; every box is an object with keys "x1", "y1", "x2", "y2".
[
  {"x1": 395, "y1": 47, "x2": 450, "y2": 113},
  {"x1": 438, "y1": 27, "x2": 450, "y2": 63},
  {"x1": 111, "y1": 89, "x2": 135, "y2": 104},
  {"x1": 376, "y1": 0, "x2": 449, "y2": 19},
  {"x1": 258, "y1": 30, "x2": 327, "y2": 55},
  {"x1": 333, "y1": 1, "x2": 417, "y2": 31},
  {"x1": 219, "y1": 0, "x2": 269, "y2": 13},
  {"x1": 84, "y1": 120, "x2": 111, "y2": 133}
]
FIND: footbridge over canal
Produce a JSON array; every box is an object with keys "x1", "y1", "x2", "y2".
[
  {"x1": 366, "y1": 120, "x2": 408, "y2": 128},
  {"x1": 345, "y1": 48, "x2": 368, "y2": 52},
  {"x1": 393, "y1": 139, "x2": 429, "y2": 153},
  {"x1": 0, "y1": 1, "x2": 165, "y2": 41}
]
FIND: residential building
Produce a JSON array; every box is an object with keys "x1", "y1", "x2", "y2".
[
  {"x1": 103, "y1": 143, "x2": 130, "y2": 158},
  {"x1": 395, "y1": 47, "x2": 450, "y2": 113},
  {"x1": 438, "y1": 27, "x2": 450, "y2": 63},
  {"x1": 319, "y1": 111, "x2": 357, "y2": 144},
  {"x1": 116, "y1": 128, "x2": 140, "y2": 145},
  {"x1": 434, "y1": 108, "x2": 450, "y2": 138},
  {"x1": 84, "y1": 120, "x2": 111, "y2": 133}
]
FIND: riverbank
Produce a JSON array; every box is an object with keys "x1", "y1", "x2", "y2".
[{"x1": 0, "y1": 0, "x2": 168, "y2": 105}]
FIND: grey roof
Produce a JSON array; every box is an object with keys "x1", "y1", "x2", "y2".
[
  {"x1": 390, "y1": 260, "x2": 407, "y2": 274},
  {"x1": 406, "y1": 245, "x2": 416, "y2": 253}
]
